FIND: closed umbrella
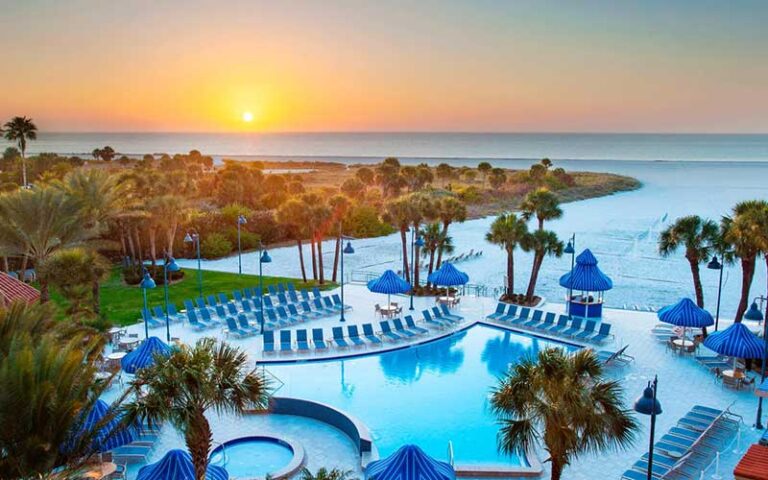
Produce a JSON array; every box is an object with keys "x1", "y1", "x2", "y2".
[
  {"x1": 121, "y1": 336, "x2": 172, "y2": 374},
  {"x1": 367, "y1": 270, "x2": 411, "y2": 307},
  {"x1": 427, "y1": 263, "x2": 469, "y2": 287},
  {"x1": 137, "y1": 449, "x2": 228, "y2": 480},
  {"x1": 657, "y1": 297, "x2": 714, "y2": 347},
  {"x1": 365, "y1": 445, "x2": 455, "y2": 480}
]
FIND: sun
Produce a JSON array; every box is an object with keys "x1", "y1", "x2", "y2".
[{"x1": 242, "y1": 111, "x2": 254, "y2": 123}]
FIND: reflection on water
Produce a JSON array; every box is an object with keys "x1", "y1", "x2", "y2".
[
  {"x1": 481, "y1": 331, "x2": 542, "y2": 377},
  {"x1": 379, "y1": 331, "x2": 466, "y2": 383}
]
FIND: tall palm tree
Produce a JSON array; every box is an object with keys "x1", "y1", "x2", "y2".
[
  {"x1": 0, "y1": 187, "x2": 100, "y2": 301},
  {"x1": 124, "y1": 338, "x2": 271, "y2": 480},
  {"x1": 384, "y1": 198, "x2": 414, "y2": 282},
  {"x1": 486, "y1": 213, "x2": 529, "y2": 298},
  {"x1": 435, "y1": 197, "x2": 467, "y2": 269},
  {"x1": 722, "y1": 200, "x2": 768, "y2": 322},
  {"x1": 277, "y1": 198, "x2": 309, "y2": 282},
  {"x1": 38, "y1": 247, "x2": 111, "y2": 317},
  {"x1": 491, "y1": 348, "x2": 637, "y2": 480},
  {"x1": 520, "y1": 188, "x2": 562, "y2": 231},
  {"x1": 658, "y1": 215, "x2": 719, "y2": 308},
  {"x1": 329, "y1": 195, "x2": 352, "y2": 282},
  {"x1": 409, "y1": 194, "x2": 436, "y2": 287},
  {"x1": 2, "y1": 116, "x2": 37, "y2": 188},
  {"x1": 522, "y1": 230, "x2": 563, "y2": 300}
]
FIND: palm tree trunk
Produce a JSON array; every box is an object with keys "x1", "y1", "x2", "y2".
[
  {"x1": 310, "y1": 237, "x2": 317, "y2": 280},
  {"x1": 19, "y1": 254, "x2": 28, "y2": 280},
  {"x1": 92, "y1": 280, "x2": 101, "y2": 315},
  {"x1": 427, "y1": 248, "x2": 436, "y2": 288},
  {"x1": 525, "y1": 251, "x2": 543, "y2": 300},
  {"x1": 186, "y1": 413, "x2": 213, "y2": 480},
  {"x1": 134, "y1": 227, "x2": 144, "y2": 264},
  {"x1": 506, "y1": 246, "x2": 514, "y2": 297},
  {"x1": 317, "y1": 236, "x2": 325, "y2": 284},
  {"x1": 39, "y1": 279, "x2": 50, "y2": 303},
  {"x1": 435, "y1": 221, "x2": 450, "y2": 269},
  {"x1": 332, "y1": 230, "x2": 341, "y2": 282},
  {"x1": 148, "y1": 228, "x2": 158, "y2": 265},
  {"x1": 735, "y1": 256, "x2": 756, "y2": 322},
  {"x1": 21, "y1": 151, "x2": 27, "y2": 188},
  {"x1": 126, "y1": 231, "x2": 136, "y2": 263},
  {"x1": 688, "y1": 257, "x2": 705, "y2": 307},
  {"x1": 296, "y1": 239, "x2": 307, "y2": 282},
  {"x1": 1, "y1": 256, "x2": 7, "y2": 273},
  {"x1": 400, "y1": 228, "x2": 410, "y2": 282},
  {"x1": 550, "y1": 457, "x2": 565, "y2": 480}
]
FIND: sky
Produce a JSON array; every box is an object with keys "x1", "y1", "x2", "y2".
[{"x1": 1, "y1": 0, "x2": 767, "y2": 133}]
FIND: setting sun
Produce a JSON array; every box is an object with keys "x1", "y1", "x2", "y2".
[{"x1": 242, "y1": 111, "x2": 254, "y2": 123}]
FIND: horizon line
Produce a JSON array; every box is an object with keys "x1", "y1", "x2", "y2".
[{"x1": 37, "y1": 130, "x2": 768, "y2": 136}]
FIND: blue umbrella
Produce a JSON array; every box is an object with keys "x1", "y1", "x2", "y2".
[
  {"x1": 703, "y1": 323, "x2": 765, "y2": 359},
  {"x1": 367, "y1": 270, "x2": 411, "y2": 307},
  {"x1": 558, "y1": 249, "x2": 613, "y2": 292},
  {"x1": 658, "y1": 297, "x2": 714, "y2": 342},
  {"x1": 67, "y1": 399, "x2": 135, "y2": 453},
  {"x1": 365, "y1": 445, "x2": 455, "y2": 480},
  {"x1": 427, "y1": 263, "x2": 469, "y2": 287},
  {"x1": 121, "y1": 336, "x2": 172, "y2": 374},
  {"x1": 137, "y1": 449, "x2": 228, "y2": 480}
]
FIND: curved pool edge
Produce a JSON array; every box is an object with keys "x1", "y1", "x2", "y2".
[{"x1": 210, "y1": 435, "x2": 305, "y2": 480}]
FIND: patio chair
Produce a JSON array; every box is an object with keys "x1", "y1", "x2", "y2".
[
  {"x1": 295, "y1": 330, "x2": 310, "y2": 351},
  {"x1": 151, "y1": 306, "x2": 166, "y2": 322},
  {"x1": 199, "y1": 308, "x2": 218, "y2": 325},
  {"x1": 312, "y1": 328, "x2": 328, "y2": 350},
  {"x1": 486, "y1": 303, "x2": 507, "y2": 320},
  {"x1": 289, "y1": 290, "x2": 300, "y2": 303},
  {"x1": 332, "y1": 294, "x2": 349, "y2": 310},
  {"x1": 225, "y1": 317, "x2": 250, "y2": 338},
  {"x1": 263, "y1": 295, "x2": 275, "y2": 310},
  {"x1": 233, "y1": 290, "x2": 243, "y2": 302},
  {"x1": 268, "y1": 285, "x2": 279, "y2": 297},
  {"x1": 590, "y1": 323, "x2": 612, "y2": 343},
  {"x1": 522, "y1": 309, "x2": 544, "y2": 328},
  {"x1": 574, "y1": 320, "x2": 597, "y2": 340},
  {"x1": 279, "y1": 331, "x2": 292, "y2": 352},
  {"x1": 183, "y1": 299, "x2": 197, "y2": 313},
  {"x1": 287, "y1": 304, "x2": 309, "y2": 322},
  {"x1": 405, "y1": 315, "x2": 429, "y2": 334},
  {"x1": 392, "y1": 318, "x2": 417, "y2": 337},
  {"x1": 214, "y1": 305, "x2": 228, "y2": 320},
  {"x1": 185, "y1": 310, "x2": 210, "y2": 331},
  {"x1": 278, "y1": 283, "x2": 287, "y2": 294},
  {"x1": 324, "y1": 296, "x2": 339, "y2": 312},
  {"x1": 275, "y1": 306, "x2": 294, "y2": 324},
  {"x1": 277, "y1": 293, "x2": 289, "y2": 305},
  {"x1": 379, "y1": 321, "x2": 402, "y2": 341},
  {"x1": 562, "y1": 318, "x2": 583, "y2": 337},
  {"x1": 597, "y1": 345, "x2": 633, "y2": 366},
  {"x1": 362, "y1": 324, "x2": 382, "y2": 344},
  {"x1": 217, "y1": 293, "x2": 230, "y2": 305},
  {"x1": 440, "y1": 304, "x2": 462, "y2": 321},
  {"x1": 511, "y1": 307, "x2": 530, "y2": 325},
  {"x1": 266, "y1": 309, "x2": 286, "y2": 328},
  {"x1": 312, "y1": 286, "x2": 322, "y2": 298},
  {"x1": 534, "y1": 312, "x2": 556, "y2": 330},
  {"x1": 499, "y1": 304, "x2": 518, "y2": 321},
  {"x1": 300, "y1": 289, "x2": 311, "y2": 301},
  {"x1": 236, "y1": 314, "x2": 258, "y2": 334},
  {"x1": 301, "y1": 301, "x2": 323, "y2": 319},
  {"x1": 243, "y1": 287, "x2": 254, "y2": 298},
  {"x1": 206, "y1": 294, "x2": 219, "y2": 307},
  {"x1": 347, "y1": 325, "x2": 366, "y2": 346},
  {"x1": 167, "y1": 303, "x2": 184, "y2": 321},
  {"x1": 314, "y1": 298, "x2": 334, "y2": 315},
  {"x1": 195, "y1": 297, "x2": 209, "y2": 311},
  {"x1": 263, "y1": 331, "x2": 276, "y2": 353},
  {"x1": 422, "y1": 309, "x2": 448, "y2": 327},
  {"x1": 332, "y1": 327, "x2": 349, "y2": 348},
  {"x1": 287, "y1": 283, "x2": 296, "y2": 294},
  {"x1": 226, "y1": 303, "x2": 239, "y2": 317}
]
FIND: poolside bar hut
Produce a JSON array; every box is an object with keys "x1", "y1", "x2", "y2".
[
  {"x1": 558, "y1": 249, "x2": 613, "y2": 319},
  {"x1": 365, "y1": 445, "x2": 455, "y2": 480},
  {"x1": 137, "y1": 449, "x2": 228, "y2": 480}
]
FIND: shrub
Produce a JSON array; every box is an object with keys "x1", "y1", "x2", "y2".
[
  {"x1": 343, "y1": 205, "x2": 395, "y2": 238},
  {"x1": 201, "y1": 233, "x2": 233, "y2": 259}
]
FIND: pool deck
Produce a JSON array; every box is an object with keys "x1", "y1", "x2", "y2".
[{"x1": 118, "y1": 284, "x2": 765, "y2": 479}]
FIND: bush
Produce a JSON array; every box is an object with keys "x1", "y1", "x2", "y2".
[
  {"x1": 201, "y1": 233, "x2": 233, "y2": 259},
  {"x1": 343, "y1": 205, "x2": 395, "y2": 238},
  {"x1": 455, "y1": 185, "x2": 482, "y2": 203}
]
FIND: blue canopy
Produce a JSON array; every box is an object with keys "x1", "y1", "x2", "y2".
[
  {"x1": 657, "y1": 298, "x2": 714, "y2": 328},
  {"x1": 368, "y1": 270, "x2": 412, "y2": 294},
  {"x1": 427, "y1": 263, "x2": 469, "y2": 287},
  {"x1": 558, "y1": 249, "x2": 613, "y2": 292},
  {"x1": 365, "y1": 445, "x2": 455, "y2": 480},
  {"x1": 121, "y1": 336, "x2": 172, "y2": 374},
  {"x1": 67, "y1": 399, "x2": 135, "y2": 453},
  {"x1": 703, "y1": 323, "x2": 766, "y2": 359},
  {"x1": 137, "y1": 449, "x2": 228, "y2": 480}
]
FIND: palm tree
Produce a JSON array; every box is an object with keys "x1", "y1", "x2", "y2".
[
  {"x1": 721, "y1": 200, "x2": 768, "y2": 322},
  {"x1": 658, "y1": 215, "x2": 719, "y2": 308},
  {"x1": 477, "y1": 162, "x2": 492, "y2": 188},
  {"x1": 522, "y1": 230, "x2": 563, "y2": 301},
  {"x1": 520, "y1": 188, "x2": 562, "y2": 231},
  {"x1": 299, "y1": 467, "x2": 355, "y2": 480},
  {"x1": 277, "y1": 198, "x2": 309, "y2": 282},
  {"x1": 149, "y1": 195, "x2": 187, "y2": 258},
  {"x1": 486, "y1": 213, "x2": 529, "y2": 298},
  {"x1": 124, "y1": 338, "x2": 271, "y2": 480},
  {"x1": 491, "y1": 348, "x2": 637, "y2": 480},
  {"x1": 0, "y1": 187, "x2": 100, "y2": 301},
  {"x1": 329, "y1": 195, "x2": 352, "y2": 282},
  {"x1": 409, "y1": 194, "x2": 436, "y2": 287},
  {"x1": 384, "y1": 198, "x2": 414, "y2": 282},
  {"x1": 2, "y1": 116, "x2": 37, "y2": 188},
  {"x1": 38, "y1": 247, "x2": 111, "y2": 317},
  {"x1": 435, "y1": 197, "x2": 467, "y2": 269}
]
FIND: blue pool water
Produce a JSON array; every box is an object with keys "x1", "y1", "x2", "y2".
[
  {"x1": 267, "y1": 325, "x2": 579, "y2": 466},
  {"x1": 209, "y1": 437, "x2": 294, "y2": 478}
]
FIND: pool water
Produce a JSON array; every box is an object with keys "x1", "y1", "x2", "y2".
[
  {"x1": 210, "y1": 437, "x2": 294, "y2": 478},
  {"x1": 267, "y1": 325, "x2": 578, "y2": 467}
]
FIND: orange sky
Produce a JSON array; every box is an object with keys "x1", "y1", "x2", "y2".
[{"x1": 1, "y1": 1, "x2": 767, "y2": 133}]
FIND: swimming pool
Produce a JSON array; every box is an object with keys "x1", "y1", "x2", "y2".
[{"x1": 266, "y1": 324, "x2": 579, "y2": 468}]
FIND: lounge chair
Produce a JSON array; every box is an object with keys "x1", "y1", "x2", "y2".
[
  {"x1": 393, "y1": 318, "x2": 417, "y2": 337},
  {"x1": 422, "y1": 309, "x2": 448, "y2": 327},
  {"x1": 312, "y1": 286, "x2": 322, "y2": 298},
  {"x1": 535, "y1": 312, "x2": 556, "y2": 330},
  {"x1": 405, "y1": 315, "x2": 429, "y2": 334},
  {"x1": 279, "y1": 331, "x2": 292, "y2": 352},
  {"x1": 263, "y1": 331, "x2": 276, "y2": 353},
  {"x1": 287, "y1": 304, "x2": 310, "y2": 322},
  {"x1": 347, "y1": 325, "x2": 366, "y2": 346},
  {"x1": 237, "y1": 314, "x2": 259, "y2": 334},
  {"x1": 300, "y1": 289, "x2": 311, "y2": 301},
  {"x1": 379, "y1": 321, "x2": 402, "y2": 341},
  {"x1": 167, "y1": 303, "x2": 184, "y2": 321},
  {"x1": 206, "y1": 295, "x2": 218, "y2": 307},
  {"x1": 226, "y1": 303, "x2": 239, "y2": 317},
  {"x1": 268, "y1": 284, "x2": 279, "y2": 297},
  {"x1": 522, "y1": 309, "x2": 544, "y2": 328},
  {"x1": 217, "y1": 293, "x2": 230, "y2": 305},
  {"x1": 323, "y1": 296, "x2": 339, "y2": 312},
  {"x1": 314, "y1": 298, "x2": 335, "y2": 315},
  {"x1": 243, "y1": 287, "x2": 254, "y2": 298},
  {"x1": 289, "y1": 290, "x2": 300, "y2": 303},
  {"x1": 431, "y1": 307, "x2": 454, "y2": 323},
  {"x1": 185, "y1": 310, "x2": 209, "y2": 330},
  {"x1": 300, "y1": 301, "x2": 323, "y2": 319},
  {"x1": 562, "y1": 318, "x2": 583, "y2": 337},
  {"x1": 574, "y1": 320, "x2": 597, "y2": 340},
  {"x1": 295, "y1": 330, "x2": 310, "y2": 351},
  {"x1": 278, "y1": 283, "x2": 287, "y2": 294},
  {"x1": 277, "y1": 293, "x2": 289, "y2": 305},
  {"x1": 597, "y1": 345, "x2": 633, "y2": 366},
  {"x1": 152, "y1": 306, "x2": 166, "y2": 322},
  {"x1": 287, "y1": 283, "x2": 296, "y2": 294},
  {"x1": 332, "y1": 327, "x2": 349, "y2": 348},
  {"x1": 312, "y1": 328, "x2": 328, "y2": 350},
  {"x1": 214, "y1": 305, "x2": 228, "y2": 320},
  {"x1": 440, "y1": 304, "x2": 463, "y2": 321},
  {"x1": 332, "y1": 294, "x2": 348, "y2": 311},
  {"x1": 486, "y1": 303, "x2": 507, "y2": 320},
  {"x1": 141, "y1": 309, "x2": 162, "y2": 328},
  {"x1": 266, "y1": 309, "x2": 285, "y2": 327},
  {"x1": 362, "y1": 324, "x2": 382, "y2": 344},
  {"x1": 275, "y1": 306, "x2": 294, "y2": 325},
  {"x1": 199, "y1": 308, "x2": 218, "y2": 325},
  {"x1": 499, "y1": 304, "x2": 518, "y2": 321},
  {"x1": 233, "y1": 290, "x2": 243, "y2": 302},
  {"x1": 511, "y1": 307, "x2": 530, "y2": 324},
  {"x1": 225, "y1": 317, "x2": 250, "y2": 338},
  {"x1": 590, "y1": 323, "x2": 612, "y2": 343},
  {"x1": 548, "y1": 315, "x2": 570, "y2": 334},
  {"x1": 263, "y1": 296, "x2": 275, "y2": 310},
  {"x1": 183, "y1": 299, "x2": 197, "y2": 313}
]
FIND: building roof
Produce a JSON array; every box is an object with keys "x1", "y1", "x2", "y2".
[{"x1": 0, "y1": 272, "x2": 41, "y2": 306}]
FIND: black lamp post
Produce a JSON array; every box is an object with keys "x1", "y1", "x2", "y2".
[
  {"x1": 707, "y1": 255, "x2": 724, "y2": 331},
  {"x1": 409, "y1": 227, "x2": 424, "y2": 311},
  {"x1": 564, "y1": 234, "x2": 575, "y2": 316},
  {"x1": 340, "y1": 240, "x2": 355, "y2": 322},
  {"x1": 634, "y1": 376, "x2": 662, "y2": 480},
  {"x1": 162, "y1": 256, "x2": 181, "y2": 342},
  {"x1": 258, "y1": 244, "x2": 272, "y2": 334},
  {"x1": 139, "y1": 270, "x2": 156, "y2": 339},
  {"x1": 744, "y1": 297, "x2": 767, "y2": 429}
]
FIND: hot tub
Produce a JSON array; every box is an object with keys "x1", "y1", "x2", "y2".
[{"x1": 209, "y1": 435, "x2": 304, "y2": 480}]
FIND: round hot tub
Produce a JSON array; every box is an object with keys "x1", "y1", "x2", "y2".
[{"x1": 209, "y1": 435, "x2": 304, "y2": 480}]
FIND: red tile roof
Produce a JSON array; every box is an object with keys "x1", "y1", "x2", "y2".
[
  {"x1": 0, "y1": 272, "x2": 40, "y2": 306},
  {"x1": 735, "y1": 444, "x2": 768, "y2": 480}
]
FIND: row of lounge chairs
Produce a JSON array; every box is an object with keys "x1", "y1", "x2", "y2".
[
  {"x1": 621, "y1": 405, "x2": 741, "y2": 480},
  {"x1": 110, "y1": 425, "x2": 162, "y2": 467},
  {"x1": 486, "y1": 303, "x2": 613, "y2": 343}
]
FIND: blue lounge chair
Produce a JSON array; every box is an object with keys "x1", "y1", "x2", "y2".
[
  {"x1": 288, "y1": 290, "x2": 300, "y2": 303},
  {"x1": 243, "y1": 287, "x2": 254, "y2": 299},
  {"x1": 152, "y1": 306, "x2": 166, "y2": 321},
  {"x1": 237, "y1": 314, "x2": 259, "y2": 334},
  {"x1": 226, "y1": 303, "x2": 239, "y2": 317},
  {"x1": 240, "y1": 300, "x2": 257, "y2": 318},
  {"x1": 314, "y1": 298, "x2": 334, "y2": 315},
  {"x1": 332, "y1": 327, "x2": 349, "y2": 348},
  {"x1": 279, "y1": 331, "x2": 292, "y2": 352},
  {"x1": 324, "y1": 296, "x2": 339, "y2": 312},
  {"x1": 263, "y1": 331, "x2": 276, "y2": 353},
  {"x1": 486, "y1": 303, "x2": 507, "y2": 320},
  {"x1": 591, "y1": 323, "x2": 612, "y2": 343},
  {"x1": 431, "y1": 307, "x2": 454, "y2": 323},
  {"x1": 195, "y1": 297, "x2": 208, "y2": 311},
  {"x1": 379, "y1": 321, "x2": 402, "y2": 341},
  {"x1": 275, "y1": 306, "x2": 294, "y2": 324},
  {"x1": 185, "y1": 310, "x2": 209, "y2": 330},
  {"x1": 548, "y1": 315, "x2": 570, "y2": 333},
  {"x1": 300, "y1": 301, "x2": 323, "y2": 319},
  {"x1": 575, "y1": 320, "x2": 597, "y2": 340},
  {"x1": 268, "y1": 284, "x2": 278, "y2": 297},
  {"x1": 200, "y1": 308, "x2": 217, "y2": 325},
  {"x1": 277, "y1": 293, "x2": 289, "y2": 305},
  {"x1": 287, "y1": 283, "x2": 296, "y2": 294},
  {"x1": 562, "y1": 318, "x2": 583, "y2": 337},
  {"x1": 226, "y1": 317, "x2": 249, "y2": 338},
  {"x1": 422, "y1": 309, "x2": 448, "y2": 327},
  {"x1": 296, "y1": 330, "x2": 310, "y2": 351},
  {"x1": 167, "y1": 303, "x2": 184, "y2": 321},
  {"x1": 347, "y1": 325, "x2": 366, "y2": 346},
  {"x1": 393, "y1": 318, "x2": 417, "y2": 337},
  {"x1": 511, "y1": 307, "x2": 530, "y2": 325},
  {"x1": 287, "y1": 304, "x2": 309, "y2": 322},
  {"x1": 300, "y1": 289, "x2": 311, "y2": 301},
  {"x1": 183, "y1": 299, "x2": 197, "y2": 312},
  {"x1": 405, "y1": 315, "x2": 429, "y2": 334},
  {"x1": 218, "y1": 293, "x2": 230, "y2": 305},
  {"x1": 214, "y1": 305, "x2": 228, "y2": 320},
  {"x1": 536, "y1": 312, "x2": 556, "y2": 330},
  {"x1": 233, "y1": 290, "x2": 243, "y2": 302},
  {"x1": 312, "y1": 286, "x2": 322, "y2": 298},
  {"x1": 263, "y1": 296, "x2": 275, "y2": 310},
  {"x1": 522, "y1": 309, "x2": 544, "y2": 328},
  {"x1": 362, "y1": 324, "x2": 382, "y2": 344},
  {"x1": 206, "y1": 294, "x2": 219, "y2": 307},
  {"x1": 499, "y1": 304, "x2": 518, "y2": 321},
  {"x1": 332, "y1": 294, "x2": 348, "y2": 310},
  {"x1": 440, "y1": 304, "x2": 463, "y2": 321},
  {"x1": 312, "y1": 328, "x2": 328, "y2": 350},
  {"x1": 266, "y1": 309, "x2": 284, "y2": 327},
  {"x1": 141, "y1": 308, "x2": 161, "y2": 328},
  {"x1": 278, "y1": 283, "x2": 287, "y2": 294}
]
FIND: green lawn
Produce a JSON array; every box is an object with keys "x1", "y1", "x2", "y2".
[{"x1": 53, "y1": 268, "x2": 336, "y2": 327}]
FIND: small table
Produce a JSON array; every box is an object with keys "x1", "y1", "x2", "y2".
[
  {"x1": 107, "y1": 327, "x2": 125, "y2": 344},
  {"x1": 82, "y1": 462, "x2": 116, "y2": 479},
  {"x1": 723, "y1": 369, "x2": 745, "y2": 380},
  {"x1": 437, "y1": 296, "x2": 457, "y2": 306},
  {"x1": 119, "y1": 338, "x2": 141, "y2": 351},
  {"x1": 379, "y1": 305, "x2": 399, "y2": 317}
]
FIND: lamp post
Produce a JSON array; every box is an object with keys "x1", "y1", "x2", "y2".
[
  {"x1": 409, "y1": 227, "x2": 425, "y2": 311},
  {"x1": 237, "y1": 215, "x2": 247, "y2": 275},
  {"x1": 564, "y1": 234, "x2": 576, "y2": 316},
  {"x1": 139, "y1": 269, "x2": 156, "y2": 339},
  {"x1": 258, "y1": 244, "x2": 272, "y2": 334},
  {"x1": 183, "y1": 231, "x2": 203, "y2": 300},
  {"x1": 634, "y1": 375, "x2": 662, "y2": 480},
  {"x1": 340, "y1": 239, "x2": 355, "y2": 322},
  {"x1": 162, "y1": 255, "x2": 181, "y2": 342},
  {"x1": 744, "y1": 297, "x2": 767, "y2": 429},
  {"x1": 707, "y1": 255, "x2": 724, "y2": 331}
]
